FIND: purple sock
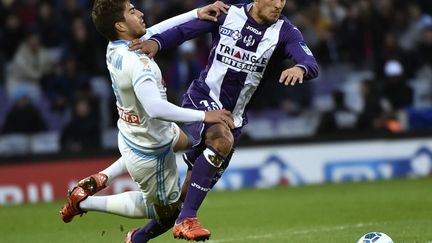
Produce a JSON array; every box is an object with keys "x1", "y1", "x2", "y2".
[
  {"x1": 177, "y1": 147, "x2": 223, "y2": 222},
  {"x1": 132, "y1": 208, "x2": 180, "y2": 242},
  {"x1": 210, "y1": 150, "x2": 233, "y2": 189},
  {"x1": 131, "y1": 221, "x2": 157, "y2": 243}
]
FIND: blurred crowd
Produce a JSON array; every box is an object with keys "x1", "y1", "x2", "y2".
[{"x1": 0, "y1": 0, "x2": 431, "y2": 155}]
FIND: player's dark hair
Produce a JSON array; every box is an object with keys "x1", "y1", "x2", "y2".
[{"x1": 91, "y1": 0, "x2": 127, "y2": 41}]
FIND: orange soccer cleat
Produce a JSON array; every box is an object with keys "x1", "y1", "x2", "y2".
[
  {"x1": 60, "y1": 187, "x2": 88, "y2": 223},
  {"x1": 173, "y1": 217, "x2": 211, "y2": 241},
  {"x1": 78, "y1": 173, "x2": 108, "y2": 195}
]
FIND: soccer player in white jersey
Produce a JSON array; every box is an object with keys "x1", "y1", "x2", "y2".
[
  {"x1": 59, "y1": 1, "x2": 233, "y2": 242},
  {"x1": 132, "y1": 0, "x2": 319, "y2": 241}
]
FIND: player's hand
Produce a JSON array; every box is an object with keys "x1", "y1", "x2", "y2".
[
  {"x1": 197, "y1": 1, "x2": 229, "y2": 22},
  {"x1": 204, "y1": 109, "x2": 235, "y2": 129},
  {"x1": 279, "y1": 66, "x2": 305, "y2": 86},
  {"x1": 129, "y1": 39, "x2": 159, "y2": 58}
]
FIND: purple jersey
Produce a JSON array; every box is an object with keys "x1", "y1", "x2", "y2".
[{"x1": 152, "y1": 3, "x2": 319, "y2": 128}]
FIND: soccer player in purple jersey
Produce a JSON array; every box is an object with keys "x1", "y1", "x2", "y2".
[{"x1": 132, "y1": 0, "x2": 319, "y2": 241}]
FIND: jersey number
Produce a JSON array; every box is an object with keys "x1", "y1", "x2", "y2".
[{"x1": 200, "y1": 100, "x2": 220, "y2": 111}]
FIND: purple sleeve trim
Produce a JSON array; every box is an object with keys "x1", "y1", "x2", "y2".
[{"x1": 149, "y1": 37, "x2": 162, "y2": 50}]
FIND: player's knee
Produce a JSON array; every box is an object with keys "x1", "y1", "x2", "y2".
[
  {"x1": 205, "y1": 124, "x2": 234, "y2": 157},
  {"x1": 209, "y1": 137, "x2": 233, "y2": 157}
]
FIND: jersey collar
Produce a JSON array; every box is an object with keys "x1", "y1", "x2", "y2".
[{"x1": 110, "y1": 40, "x2": 130, "y2": 46}]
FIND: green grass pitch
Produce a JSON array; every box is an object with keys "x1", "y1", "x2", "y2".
[{"x1": 1, "y1": 177, "x2": 431, "y2": 243}]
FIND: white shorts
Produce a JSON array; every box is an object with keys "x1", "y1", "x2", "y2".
[{"x1": 118, "y1": 123, "x2": 181, "y2": 206}]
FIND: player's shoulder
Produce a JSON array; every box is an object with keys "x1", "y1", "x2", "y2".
[
  {"x1": 278, "y1": 15, "x2": 294, "y2": 27},
  {"x1": 119, "y1": 48, "x2": 153, "y2": 67},
  {"x1": 223, "y1": 3, "x2": 248, "y2": 16},
  {"x1": 116, "y1": 47, "x2": 145, "y2": 61},
  {"x1": 278, "y1": 15, "x2": 301, "y2": 33}
]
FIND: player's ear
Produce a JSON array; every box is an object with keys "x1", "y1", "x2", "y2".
[{"x1": 115, "y1": 21, "x2": 127, "y2": 33}]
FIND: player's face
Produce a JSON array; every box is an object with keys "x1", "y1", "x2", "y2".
[
  {"x1": 122, "y1": 3, "x2": 146, "y2": 39},
  {"x1": 252, "y1": 0, "x2": 286, "y2": 24}
]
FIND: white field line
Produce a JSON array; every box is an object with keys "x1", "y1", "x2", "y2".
[{"x1": 207, "y1": 222, "x2": 382, "y2": 243}]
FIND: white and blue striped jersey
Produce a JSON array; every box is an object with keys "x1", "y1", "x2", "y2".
[
  {"x1": 106, "y1": 40, "x2": 175, "y2": 153},
  {"x1": 105, "y1": 9, "x2": 201, "y2": 153}
]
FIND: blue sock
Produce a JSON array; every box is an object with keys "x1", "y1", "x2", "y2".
[{"x1": 177, "y1": 147, "x2": 223, "y2": 222}]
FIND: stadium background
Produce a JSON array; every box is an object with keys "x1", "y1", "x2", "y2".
[{"x1": 0, "y1": 0, "x2": 431, "y2": 242}]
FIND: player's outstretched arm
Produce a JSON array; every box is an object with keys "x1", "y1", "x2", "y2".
[
  {"x1": 131, "y1": 8, "x2": 221, "y2": 56},
  {"x1": 142, "y1": 1, "x2": 228, "y2": 39},
  {"x1": 134, "y1": 79, "x2": 234, "y2": 127},
  {"x1": 130, "y1": 0, "x2": 228, "y2": 57}
]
